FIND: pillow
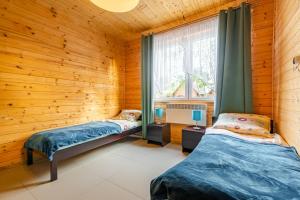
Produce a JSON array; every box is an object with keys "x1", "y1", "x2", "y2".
[
  {"x1": 113, "y1": 110, "x2": 142, "y2": 122},
  {"x1": 213, "y1": 113, "x2": 272, "y2": 138}
]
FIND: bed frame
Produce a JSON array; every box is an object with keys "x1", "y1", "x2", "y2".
[{"x1": 26, "y1": 126, "x2": 142, "y2": 181}]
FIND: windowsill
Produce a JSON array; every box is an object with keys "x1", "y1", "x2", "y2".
[{"x1": 154, "y1": 99, "x2": 215, "y2": 104}]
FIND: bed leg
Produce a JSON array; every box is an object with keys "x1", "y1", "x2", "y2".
[
  {"x1": 27, "y1": 148, "x2": 33, "y2": 165},
  {"x1": 50, "y1": 160, "x2": 58, "y2": 181}
]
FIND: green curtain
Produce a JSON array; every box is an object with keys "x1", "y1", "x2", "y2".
[
  {"x1": 214, "y1": 3, "x2": 253, "y2": 117},
  {"x1": 141, "y1": 35, "x2": 154, "y2": 138}
]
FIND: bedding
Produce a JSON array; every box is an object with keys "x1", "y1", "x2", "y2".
[
  {"x1": 24, "y1": 120, "x2": 141, "y2": 161},
  {"x1": 205, "y1": 127, "x2": 285, "y2": 145},
  {"x1": 107, "y1": 119, "x2": 142, "y2": 131},
  {"x1": 213, "y1": 113, "x2": 272, "y2": 137},
  {"x1": 150, "y1": 134, "x2": 300, "y2": 200},
  {"x1": 113, "y1": 109, "x2": 142, "y2": 121}
]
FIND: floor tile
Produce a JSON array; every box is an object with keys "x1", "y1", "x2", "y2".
[
  {"x1": 0, "y1": 187, "x2": 36, "y2": 200},
  {"x1": 0, "y1": 138, "x2": 187, "y2": 200},
  {"x1": 77, "y1": 180, "x2": 142, "y2": 200}
]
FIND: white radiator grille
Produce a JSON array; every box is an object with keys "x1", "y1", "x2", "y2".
[{"x1": 166, "y1": 103, "x2": 207, "y2": 126}]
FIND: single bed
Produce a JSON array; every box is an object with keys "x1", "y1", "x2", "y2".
[
  {"x1": 24, "y1": 119, "x2": 142, "y2": 181},
  {"x1": 150, "y1": 114, "x2": 300, "y2": 200}
]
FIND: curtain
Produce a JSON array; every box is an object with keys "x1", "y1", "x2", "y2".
[
  {"x1": 214, "y1": 3, "x2": 253, "y2": 117},
  {"x1": 141, "y1": 35, "x2": 154, "y2": 138},
  {"x1": 153, "y1": 17, "x2": 218, "y2": 100}
]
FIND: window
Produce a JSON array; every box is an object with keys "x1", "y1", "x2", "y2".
[{"x1": 153, "y1": 16, "x2": 218, "y2": 100}]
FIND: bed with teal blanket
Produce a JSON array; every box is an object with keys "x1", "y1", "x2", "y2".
[
  {"x1": 150, "y1": 134, "x2": 300, "y2": 200},
  {"x1": 24, "y1": 121, "x2": 141, "y2": 181}
]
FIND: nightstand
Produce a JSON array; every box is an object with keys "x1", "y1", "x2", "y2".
[
  {"x1": 147, "y1": 123, "x2": 170, "y2": 146},
  {"x1": 182, "y1": 126, "x2": 206, "y2": 152}
]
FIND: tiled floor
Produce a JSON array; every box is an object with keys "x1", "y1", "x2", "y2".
[{"x1": 0, "y1": 138, "x2": 188, "y2": 200}]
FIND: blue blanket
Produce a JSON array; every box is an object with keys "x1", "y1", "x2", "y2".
[
  {"x1": 24, "y1": 121, "x2": 121, "y2": 160},
  {"x1": 151, "y1": 134, "x2": 300, "y2": 200}
]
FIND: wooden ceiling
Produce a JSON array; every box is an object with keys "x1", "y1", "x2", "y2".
[
  {"x1": 6, "y1": 0, "x2": 238, "y2": 41},
  {"x1": 39, "y1": 0, "x2": 236, "y2": 41}
]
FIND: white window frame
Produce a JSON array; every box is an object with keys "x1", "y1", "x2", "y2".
[{"x1": 153, "y1": 17, "x2": 218, "y2": 102}]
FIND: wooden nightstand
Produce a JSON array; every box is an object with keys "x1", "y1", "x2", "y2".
[
  {"x1": 147, "y1": 123, "x2": 170, "y2": 146},
  {"x1": 182, "y1": 126, "x2": 206, "y2": 152}
]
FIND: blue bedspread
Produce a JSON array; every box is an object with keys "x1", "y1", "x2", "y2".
[
  {"x1": 151, "y1": 134, "x2": 300, "y2": 200},
  {"x1": 24, "y1": 121, "x2": 121, "y2": 160}
]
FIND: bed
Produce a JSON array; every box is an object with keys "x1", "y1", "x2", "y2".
[
  {"x1": 150, "y1": 114, "x2": 300, "y2": 200},
  {"x1": 25, "y1": 114, "x2": 142, "y2": 181}
]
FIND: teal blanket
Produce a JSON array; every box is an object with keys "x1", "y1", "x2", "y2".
[
  {"x1": 24, "y1": 121, "x2": 121, "y2": 160},
  {"x1": 151, "y1": 134, "x2": 300, "y2": 200}
]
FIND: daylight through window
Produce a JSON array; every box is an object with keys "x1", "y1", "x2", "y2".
[{"x1": 153, "y1": 16, "x2": 218, "y2": 100}]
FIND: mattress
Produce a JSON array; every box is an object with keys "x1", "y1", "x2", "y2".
[
  {"x1": 24, "y1": 120, "x2": 141, "y2": 160},
  {"x1": 150, "y1": 134, "x2": 300, "y2": 200},
  {"x1": 205, "y1": 127, "x2": 287, "y2": 146}
]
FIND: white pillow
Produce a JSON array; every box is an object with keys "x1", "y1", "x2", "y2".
[
  {"x1": 113, "y1": 110, "x2": 142, "y2": 121},
  {"x1": 213, "y1": 113, "x2": 272, "y2": 138}
]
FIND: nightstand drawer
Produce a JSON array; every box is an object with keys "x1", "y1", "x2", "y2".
[
  {"x1": 147, "y1": 123, "x2": 170, "y2": 146},
  {"x1": 182, "y1": 132, "x2": 204, "y2": 149},
  {"x1": 182, "y1": 126, "x2": 206, "y2": 152},
  {"x1": 147, "y1": 127, "x2": 162, "y2": 140}
]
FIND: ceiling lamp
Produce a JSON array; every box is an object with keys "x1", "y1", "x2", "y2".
[{"x1": 90, "y1": 0, "x2": 140, "y2": 12}]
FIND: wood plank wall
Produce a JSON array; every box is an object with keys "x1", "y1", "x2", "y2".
[
  {"x1": 250, "y1": 0, "x2": 274, "y2": 117},
  {"x1": 124, "y1": 0, "x2": 274, "y2": 143},
  {"x1": 273, "y1": 0, "x2": 300, "y2": 151},
  {"x1": 125, "y1": 40, "x2": 141, "y2": 110},
  {"x1": 0, "y1": 0, "x2": 126, "y2": 168}
]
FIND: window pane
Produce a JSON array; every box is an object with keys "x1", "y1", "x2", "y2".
[
  {"x1": 153, "y1": 45, "x2": 186, "y2": 99},
  {"x1": 153, "y1": 16, "x2": 218, "y2": 100},
  {"x1": 190, "y1": 18, "x2": 218, "y2": 99},
  {"x1": 191, "y1": 37, "x2": 217, "y2": 99}
]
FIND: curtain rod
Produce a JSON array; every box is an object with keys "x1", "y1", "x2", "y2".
[
  {"x1": 148, "y1": 13, "x2": 219, "y2": 36},
  {"x1": 143, "y1": 2, "x2": 250, "y2": 36}
]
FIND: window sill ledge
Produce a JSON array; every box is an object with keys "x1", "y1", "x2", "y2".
[{"x1": 154, "y1": 99, "x2": 215, "y2": 104}]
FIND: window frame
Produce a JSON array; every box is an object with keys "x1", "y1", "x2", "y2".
[{"x1": 153, "y1": 17, "x2": 218, "y2": 102}]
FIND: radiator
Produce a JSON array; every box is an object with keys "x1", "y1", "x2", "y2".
[{"x1": 166, "y1": 103, "x2": 207, "y2": 126}]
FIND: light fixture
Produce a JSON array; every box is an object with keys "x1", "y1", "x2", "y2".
[
  {"x1": 90, "y1": 0, "x2": 139, "y2": 12},
  {"x1": 155, "y1": 107, "x2": 164, "y2": 124},
  {"x1": 192, "y1": 110, "x2": 202, "y2": 130}
]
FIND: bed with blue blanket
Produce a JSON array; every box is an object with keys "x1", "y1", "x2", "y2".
[
  {"x1": 150, "y1": 133, "x2": 300, "y2": 200},
  {"x1": 25, "y1": 120, "x2": 141, "y2": 181}
]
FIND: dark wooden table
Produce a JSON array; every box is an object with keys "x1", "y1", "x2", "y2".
[
  {"x1": 147, "y1": 123, "x2": 170, "y2": 146},
  {"x1": 182, "y1": 126, "x2": 206, "y2": 152}
]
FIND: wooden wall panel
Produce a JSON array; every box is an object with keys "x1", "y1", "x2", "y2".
[
  {"x1": 0, "y1": 0, "x2": 125, "y2": 168},
  {"x1": 250, "y1": 0, "x2": 274, "y2": 117},
  {"x1": 125, "y1": 39, "x2": 141, "y2": 110},
  {"x1": 273, "y1": 0, "x2": 300, "y2": 151},
  {"x1": 125, "y1": 0, "x2": 274, "y2": 143}
]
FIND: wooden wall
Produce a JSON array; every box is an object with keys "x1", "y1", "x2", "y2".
[
  {"x1": 0, "y1": 0, "x2": 126, "y2": 168},
  {"x1": 250, "y1": 0, "x2": 274, "y2": 117},
  {"x1": 125, "y1": 40, "x2": 141, "y2": 110},
  {"x1": 273, "y1": 0, "x2": 300, "y2": 151},
  {"x1": 125, "y1": 0, "x2": 274, "y2": 143}
]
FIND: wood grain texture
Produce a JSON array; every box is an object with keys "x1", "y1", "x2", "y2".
[
  {"x1": 0, "y1": 0, "x2": 126, "y2": 168},
  {"x1": 82, "y1": 0, "x2": 236, "y2": 41},
  {"x1": 273, "y1": 0, "x2": 300, "y2": 151},
  {"x1": 125, "y1": 39, "x2": 141, "y2": 110},
  {"x1": 0, "y1": 0, "x2": 237, "y2": 41},
  {"x1": 125, "y1": 0, "x2": 274, "y2": 143}
]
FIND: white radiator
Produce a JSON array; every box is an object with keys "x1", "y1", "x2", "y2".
[{"x1": 166, "y1": 103, "x2": 207, "y2": 126}]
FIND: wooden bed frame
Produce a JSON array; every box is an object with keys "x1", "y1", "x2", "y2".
[{"x1": 26, "y1": 126, "x2": 142, "y2": 181}]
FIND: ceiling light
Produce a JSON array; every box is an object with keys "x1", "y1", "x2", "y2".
[{"x1": 90, "y1": 0, "x2": 140, "y2": 12}]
